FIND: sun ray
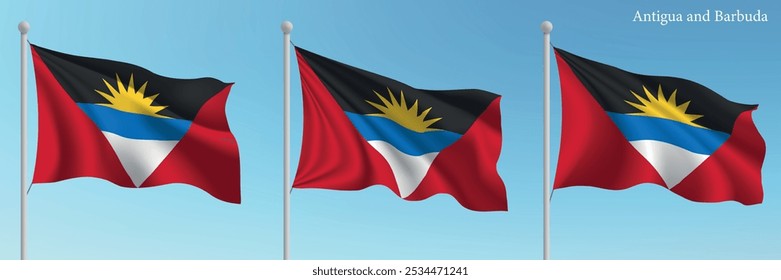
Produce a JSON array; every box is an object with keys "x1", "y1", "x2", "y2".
[
  {"x1": 410, "y1": 99, "x2": 419, "y2": 115},
  {"x1": 667, "y1": 89, "x2": 678, "y2": 108},
  {"x1": 127, "y1": 74, "x2": 135, "y2": 93},
  {"x1": 102, "y1": 79, "x2": 120, "y2": 96},
  {"x1": 116, "y1": 74, "x2": 127, "y2": 96},
  {"x1": 399, "y1": 90, "x2": 407, "y2": 110},
  {"x1": 366, "y1": 88, "x2": 441, "y2": 132},
  {"x1": 625, "y1": 85, "x2": 704, "y2": 128},
  {"x1": 388, "y1": 88, "x2": 399, "y2": 107},
  {"x1": 137, "y1": 81, "x2": 148, "y2": 96}
]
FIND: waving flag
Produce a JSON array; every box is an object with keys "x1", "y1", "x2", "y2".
[
  {"x1": 293, "y1": 47, "x2": 506, "y2": 211},
  {"x1": 553, "y1": 47, "x2": 765, "y2": 204},
  {"x1": 30, "y1": 44, "x2": 240, "y2": 203}
]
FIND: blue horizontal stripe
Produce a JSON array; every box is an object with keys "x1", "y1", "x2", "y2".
[
  {"x1": 345, "y1": 112, "x2": 462, "y2": 156},
  {"x1": 607, "y1": 112, "x2": 729, "y2": 155},
  {"x1": 77, "y1": 103, "x2": 192, "y2": 140}
]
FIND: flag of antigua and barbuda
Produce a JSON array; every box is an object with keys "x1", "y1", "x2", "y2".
[
  {"x1": 553, "y1": 47, "x2": 765, "y2": 204},
  {"x1": 30, "y1": 44, "x2": 241, "y2": 203},
  {"x1": 293, "y1": 46, "x2": 507, "y2": 211}
]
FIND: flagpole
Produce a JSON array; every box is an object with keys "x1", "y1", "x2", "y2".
[
  {"x1": 19, "y1": 20, "x2": 30, "y2": 261},
  {"x1": 281, "y1": 20, "x2": 293, "y2": 260},
  {"x1": 541, "y1": 20, "x2": 553, "y2": 260}
]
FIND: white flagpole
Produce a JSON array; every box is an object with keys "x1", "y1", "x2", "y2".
[
  {"x1": 19, "y1": 20, "x2": 30, "y2": 261},
  {"x1": 281, "y1": 20, "x2": 293, "y2": 260},
  {"x1": 541, "y1": 20, "x2": 553, "y2": 260}
]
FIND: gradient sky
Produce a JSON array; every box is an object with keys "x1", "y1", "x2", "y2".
[{"x1": 0, "y1": 0, "x2": 779, "y2": 259}]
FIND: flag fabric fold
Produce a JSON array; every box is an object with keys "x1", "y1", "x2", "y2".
[
  {"x1": 293, "y1": 47, "x2": 506, "y2": 211},
  {"x1": 30, "y1": 44, "x2": 241, "y2": 203},
  {"x1": 553, "y1": 47, "x2": 765, "y2": 204}
]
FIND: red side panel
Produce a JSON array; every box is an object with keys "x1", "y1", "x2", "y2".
[
  {"x1": 142, "y1": 85, "x2": 241, "y2": 204},
  {"x1": 31, "y1": 47, "x2": 134, "y2": 187}
]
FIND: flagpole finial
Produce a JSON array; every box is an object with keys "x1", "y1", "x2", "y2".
[
  {"x1": 541, "y1": 21, "x2": 553, "y2": 34},
  {"x1": 18, "y1": 21, "x2": 30, "y2": 34},
  {"x1": 281, "y1": 21, "x2": 293, "y2": 34}
]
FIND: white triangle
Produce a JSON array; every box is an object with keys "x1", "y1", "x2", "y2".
[
  {"x1": 629, "y1": 140, "x2": 710, "y2": 189},
  {"x1": 102, "y1": 131, "x2": 179, "y2": 187},
  {"x1": 368, "y1": 140, "x2": 438, "y2": 198}
]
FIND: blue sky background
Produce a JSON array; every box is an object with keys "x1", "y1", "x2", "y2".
[{"x1": 0, "y1": 0, "x2": 779, "y2": 259}]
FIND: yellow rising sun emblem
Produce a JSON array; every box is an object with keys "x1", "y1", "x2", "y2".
[
  {"x1": 95, "y1": 74, "x2": 169, "y2": 118},
  {"x1": 366, "y1": 88, "x2": 442, "y2": 133},
  {"x1": 625, "y1": 85, "x2": 704, "y2": 128}
]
